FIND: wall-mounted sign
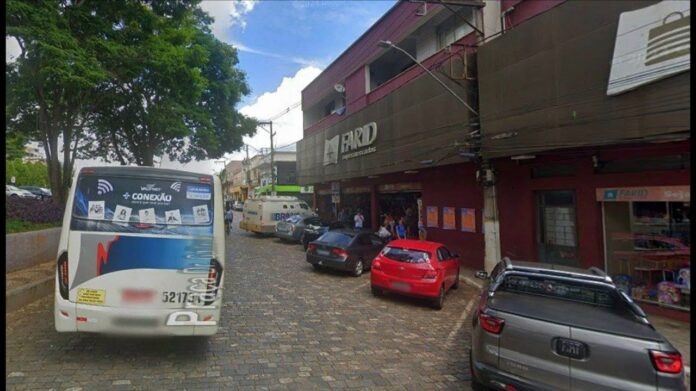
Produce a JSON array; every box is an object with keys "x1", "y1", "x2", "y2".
[
  {"x1": 426, "y1": 206, "x2": 438, "y2": 228},
  {"x1": 442, "y1": 207, "x2": 456, "y2": 230},
  {"x1": 461, "y1": 208, "x2": 476, "y2": 233},
  {"x1": 607, "y1": 1, "x2": 690, "y2": 95},
  {"x1": 377, "y1": 182, "x2": 422, "y2": 193},
  {"x1": 323, "y1": 122, "x2": 378, "y2": 165},
  {"x1": 300, "y1": 185, "x2": 314, "y2": 194},
  {"x1": 596, "y1": 186, "x2": 690, "y2": 202}
]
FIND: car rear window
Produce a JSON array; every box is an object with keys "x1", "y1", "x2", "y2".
[
  {"x1": 318, "y1": 232, "x2": 353, "y2": 246},
  {"x1": 500, "y1": 274, "x2": 615, "y2": 307},
  {"x1": 381, "y1": 247, "x2": 431, "y2": 263}
]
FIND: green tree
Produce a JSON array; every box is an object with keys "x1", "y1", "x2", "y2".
[
  {"x1": 6, "y1": 158, "x2": 49, "y2": 187},
  {"x1": 6, "y1": 0, "x2": 107, "y2": 204},
  {"x1": 86, "y1": 1, "x2": 257, "y2": 166}
]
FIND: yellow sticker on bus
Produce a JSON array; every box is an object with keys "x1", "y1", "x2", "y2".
[{"x1": 76, "y1": 288, "x2": 106, "y2": 305}]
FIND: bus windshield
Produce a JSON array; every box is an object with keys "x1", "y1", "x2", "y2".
[{"x1": 70, "y1": 174, "x2": 214, "y2": 236}]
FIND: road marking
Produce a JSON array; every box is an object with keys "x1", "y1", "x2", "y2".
[
  {"x1": 445, "y1": 296, "x2": 477, "y2": 348},
  {"x1": 460, "y1": 275, "x2": 482, "y2": 289}
]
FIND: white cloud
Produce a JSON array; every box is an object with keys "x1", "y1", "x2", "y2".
[
  {"x1": 231, "y1": 41, "x2": 324, "y2": 67},
  {"x1": 6, "y1": 36, "x2": 21, "y2": 63},
  {"x1": 200, "y1": 0, "x2": 257, "y2": 40}
]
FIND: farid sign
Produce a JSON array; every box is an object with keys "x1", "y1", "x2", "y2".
[{"x1": 323, "y1": 122, "x2": 377, "y2": 166}]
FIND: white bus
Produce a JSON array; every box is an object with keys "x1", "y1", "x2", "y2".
[{"x1": 54, "y1": 167, "x2": 224, "y2": 336}]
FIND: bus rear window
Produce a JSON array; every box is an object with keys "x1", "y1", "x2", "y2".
[{"x1": 70, "y1": 175, "x2": 214, "y2": 235}]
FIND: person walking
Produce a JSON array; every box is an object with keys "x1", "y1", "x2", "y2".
[
  {"x1": 224, "y1": 207, "x2": 234, "y2": 236},
  {"x1": 396, "y1": 217, "x2": 407, "y2": 240},
  {"x1": 354, "y1": 209, "x2": 365, "y2": 229}
]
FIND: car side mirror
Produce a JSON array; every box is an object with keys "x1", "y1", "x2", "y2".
[{"x1": 475, "y1": 271, "x2": 488, "y2": 280}]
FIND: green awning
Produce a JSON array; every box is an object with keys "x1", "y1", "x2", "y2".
[{"x1": 254, "y1": 184, "x2": 302, "y2": 194}]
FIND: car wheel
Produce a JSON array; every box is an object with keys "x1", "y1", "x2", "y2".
[
  {"x1": 353, "y1": 259, "x2": 364, "y2": 277},
  {"x1": 371, "y1": 285, "x2": 382, "y2": 296},
  {"x1": 432, "y1": 286, "x2": 445, "y2": 310},
  {"x1": 453, "y1": 270, "x2": 460, "y2": 289}
]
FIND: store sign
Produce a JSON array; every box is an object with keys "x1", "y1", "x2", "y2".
[
  {"x1": 596, "y1": 186, "x2": 690, "y2": 202},
  {"x1": 607, "y1": 1, "x2": 690, "y2": 96},
  {"x1": 323, "y1": 122, "x2": 378, "y2": 165},
  {"x1": 300, "y1": 186, "x2": 314, "y2": 194}
]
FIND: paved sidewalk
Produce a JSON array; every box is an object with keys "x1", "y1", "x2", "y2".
[{"x1": 459, "y1": 266, "x2": 691, "y2": 383}]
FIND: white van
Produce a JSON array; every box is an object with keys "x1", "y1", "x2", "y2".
[{"x1": 240, "y1": 196, "x2": 314, "y2": 234}]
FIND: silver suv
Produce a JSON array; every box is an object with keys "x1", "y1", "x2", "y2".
[{"x1": 470, "y1": 258, "x2": 685, "y2": 391}]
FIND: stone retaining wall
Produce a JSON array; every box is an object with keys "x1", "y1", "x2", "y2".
[{"x1": 6, "y1": 228, "x2": 61, "y2": 273}]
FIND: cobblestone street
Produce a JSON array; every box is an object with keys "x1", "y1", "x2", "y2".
[{"x1": 6, "y1": 214, "x2": 480, "y2": 390}]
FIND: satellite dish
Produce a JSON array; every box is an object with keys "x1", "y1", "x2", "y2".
[{"x1": 334, "y1": 83, "x2": 345, "y2": 93}]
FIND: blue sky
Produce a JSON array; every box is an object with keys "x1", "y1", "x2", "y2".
[{"x1": 211, "y1": 0, "x2": 397, "y2": 106}]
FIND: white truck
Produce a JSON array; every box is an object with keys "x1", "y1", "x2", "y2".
[{"x1": 239, "y1": 196, "x2": 315, "y2": 234}]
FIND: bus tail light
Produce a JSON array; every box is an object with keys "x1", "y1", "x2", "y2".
[
  {"x1": 57, "y1": 252, "x2": 69, "y2": 300},
  {"x1": 204, "y1": 259, "x2": 223, "y2": 306}
]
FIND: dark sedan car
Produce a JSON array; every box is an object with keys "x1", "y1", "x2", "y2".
[
  {"x1": 275, "y1": 215, "x2": 323, "y2": 243},
  {"x1": 19, "y1": 186, "x2": 52, "y2": 200},
  {"x1": 301, "y1": 220, "x2": 349, "y2": 250},
  {"x1": 306, "y1": 230, "x2": 386, "y2": 277}
]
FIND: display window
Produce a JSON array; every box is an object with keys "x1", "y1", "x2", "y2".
[{"x1": 604, "y1": 201, "x2": 690, "y2": 310}]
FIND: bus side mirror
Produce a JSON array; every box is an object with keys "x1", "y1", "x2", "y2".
[{"x1": 475, "y1": 271, "x2": 488, "y2": 280}]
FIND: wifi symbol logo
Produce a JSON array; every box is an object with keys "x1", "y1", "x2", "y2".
[
  {"x1": 97, "y1": 179, "x2": 114, "y2": 195},
  {"x1": 170, "y1": 182, "x2": 182, "y2": 192}
]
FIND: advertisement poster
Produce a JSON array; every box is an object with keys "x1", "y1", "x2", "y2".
[
  {"x1": 442, "y1": 207, "x2": 456, "y2": 230},
  {"x1": 461, "y1": 208, "x2": 476, "y2": 233},
  {"x1": 426, "y1": 206, "x2": 438, "y2": 228}
]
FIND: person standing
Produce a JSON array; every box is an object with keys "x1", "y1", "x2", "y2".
[
  {"x1": 396, "y1": 217, "x2": 407, "y2": 240},
  {"x1": 383, "y1": 212, "x2": 395, "y2": 237},
  {"x1": 354, "y1": 209, "x2": 365, "y2": 229}
]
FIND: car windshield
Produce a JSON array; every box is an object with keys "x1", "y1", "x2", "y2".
[
  {"x1": 318, "y1": 232, "x2": 353, "y2": 246},
  {"x1": 381, "y1": 247, "x2": 430, "y2": 263},
  {"x1": 500, "y1": 274, "x2": 616, "y2": 307},
  {"x1": 286, "y1": 215, "x2": 303, "y2": 224}
]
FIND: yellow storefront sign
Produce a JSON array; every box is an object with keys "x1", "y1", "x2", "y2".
[{"x1": 76, "y1": 288, "x2": 106, "y2": 305}]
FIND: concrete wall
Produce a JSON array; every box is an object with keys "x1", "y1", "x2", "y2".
[{"x1": 6, "y1": 227, "x2": 60, "y2": 273}]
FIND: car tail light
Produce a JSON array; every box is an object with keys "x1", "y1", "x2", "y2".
[
  {"x1": 479, "y1": 313, "x2": 505, "y2": 334},
  {"x1": 204, "y1": 259, "x2": 223, "y2": 306},
  {"x1": 372, "y1": 260, "x2": 381, "y2": 270},
  {"x1": 332, "y1": 248, "x2": 348, "y2": 257},
  {"x1": 423, "y1": 268, "x2": 438, "y2": 279},
  {"x1": 650, "y1": 350, "x2": 683, "y2": 374},
  {"x1": 57, "y1": 252, "x2": 69, "y2": 300},
  {"x1": 308, "y1": 244, "x2": 317, "y2": 253}
]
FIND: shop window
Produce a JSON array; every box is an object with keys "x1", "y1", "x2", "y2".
[
  {"x1": 604, "y1": 201, "x2": 690, "y2": 311},
  {"x1": 531, "y1": 164, "x2": 576, "y2": 178}
]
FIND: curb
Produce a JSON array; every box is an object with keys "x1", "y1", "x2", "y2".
[
  {"x1": 459, "y1": 273, "x2": 483, "y2": 290},
  {"x1": 6, "y1": 276, "x2": 53, "y2": 313}
]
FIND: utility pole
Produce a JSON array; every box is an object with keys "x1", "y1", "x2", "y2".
[{"x1": 257, "y1": 121, "x2": 276, "y2": 196}]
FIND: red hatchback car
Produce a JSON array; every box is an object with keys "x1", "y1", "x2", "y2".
[{"x1": 370, "y1": 240, "x2": 460, "y2": 309}]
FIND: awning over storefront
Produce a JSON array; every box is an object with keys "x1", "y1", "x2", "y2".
[
  {"x1": 254, "y1": 184, "x2": 310, "y2": 194},
  {"x1": 596, "y1": 186, "x2": 690, "y2": 202}
]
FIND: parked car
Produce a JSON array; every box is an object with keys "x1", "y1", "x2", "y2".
[
  {"x1": 6, "y1": 185, "x2": 40, "y2": 200},
  {"x1": 306, "y1": 230, "x2": 385, "y2": 276},
  {"x1": 301, "y1": 220, "x2": 349, "y2": 250},
  {"x1": 370, "y1": 240, "x2": 460, "y2": 310},
  {"x1": 233, "y1": 200, "x2": 244, "y2": 211},
  {"x1": 19, "y1": 186, "x2": 52, "y2": 200},
  {"x1": 275, "y1": 215, "x2": 322, "y2": 243},
  {"x1": 470, "y1": 257, "x2": 685, "y2": 391}
]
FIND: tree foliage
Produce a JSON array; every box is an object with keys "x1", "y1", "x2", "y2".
[
  {"x1": 6, "y1": 158, "x2": 50, "y2": 187},
  {"x1": 6, "y1": 0, "x2": 257, "y2": 202}
]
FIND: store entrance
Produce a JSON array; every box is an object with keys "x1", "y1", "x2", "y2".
[
  {"x1": 378, "y1": 192, "x2": 422, "y2": 238},
  {"x1": 340, "y1": 192, "x2": 371, "y2": 228}
]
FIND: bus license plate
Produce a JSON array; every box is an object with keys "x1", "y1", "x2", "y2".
[{"x1": 162, "y1": 291, "x2": 203, "y2": 304}]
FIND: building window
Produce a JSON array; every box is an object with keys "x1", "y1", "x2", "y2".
[
  {"x1": 436, "y1": 11, "x2": 474, "y2": 50},
  {"x1": 536, "y1": 190, "x2": 578, "y2": 267},
  {"x1": 604, "y1": 200, "x2": 690, "y2": 310}
]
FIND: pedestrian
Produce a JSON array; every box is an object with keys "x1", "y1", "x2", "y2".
[
  {"x1": 377, "y1": 222, "x2": 392, "y2": 242},
  {"x1": 224, "y1": 207, "x2": 234, "y2": 235},
  {"x1": 396, "y1": 217, "x2": 407, "y2": 240},
  {"x1": 354, "y1": 209, "x2": 365, "y2": 229}
]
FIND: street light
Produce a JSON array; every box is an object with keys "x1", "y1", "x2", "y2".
[{"x1": 377, "y1": 40, "x2": 478, "y2": 116}]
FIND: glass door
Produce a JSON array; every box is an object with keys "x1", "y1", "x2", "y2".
[{"x1": 536, "y1": 190, "x2": 579, "y2": 267}]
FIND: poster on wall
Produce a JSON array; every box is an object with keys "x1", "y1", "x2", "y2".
[
  {"x1": 461, "y1": 208, "x2": 476, "y2": 233},
  {"x1": 426, "y1": 206, "x2": 438, "y2": 228},
  {"x1": 442, "y1": 207, "x2": 456, "y2": 230}
]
